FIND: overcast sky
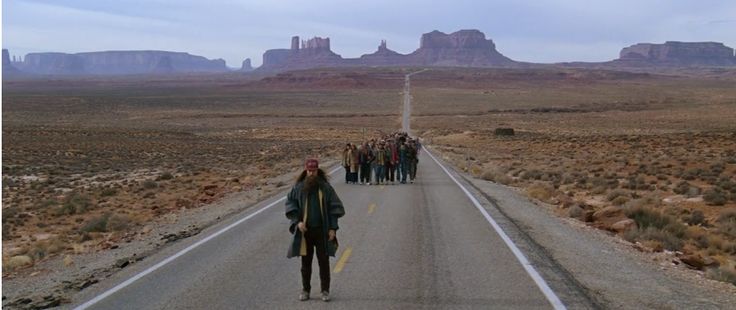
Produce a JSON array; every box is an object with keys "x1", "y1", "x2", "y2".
[{"x1": 3, "y1": 0, "x2": 735, "y2": 68}]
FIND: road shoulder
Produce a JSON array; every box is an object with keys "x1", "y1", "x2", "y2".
[
  {"x1": 2, "y1": 162, "x2": 337, "y2": 309},
  {"x1": 450, "y1": 163, "x2": 736, "y2": 309}
]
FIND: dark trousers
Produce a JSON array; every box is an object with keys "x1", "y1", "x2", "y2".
[
  {"x1": 386, "y1": 163, "x2": 396, "y2": 182},
  {"x1": 399, "y1": 160, "x2": 408, "y2": 183},
  {"x1": 301, "y1": 228, "x2": 330, "y2": 293},
  {"x1": 344, "y1": 167, "x2": 350, "y2": 183},
  {"x1": 409, "y1": 161, "x2": 417, "y2": 181},
  {"x1": 360, "y1": 164, "x2": 371, "y2": 183},
  {"x1": 375, "y1": 165, "x2": 385, "y2": 183}
]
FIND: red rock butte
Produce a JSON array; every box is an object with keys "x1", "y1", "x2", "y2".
[
  {"x1": 4, "y1": 29, "x2": 736, "y2": 76},
  {"x1": 259, "y1": 29, "x2": 517, "y2": 72}
]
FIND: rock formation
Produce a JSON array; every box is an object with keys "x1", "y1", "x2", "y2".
[
  {"x1": 262, "y1": 49, "x2": 292, "y2": 69},
  {"x1": 150, "y1": 55, "x2": 174, "y2": 74},
  {"x1": 15, "y1": 50, "x2": 228, "y2": 75},
  {"x1": 358, "y1": 40, "x2": 408, "y2": 66},
  {"x1": 2, "y1": 49, "x2": 9, "y2": 65},
  {"x1": 241, "y1": 58, "x2": 253, "y2": 71},
  {"x1": 617, "y1": 41, "x2": 736, "y2": 66},
  {"x1": 260, "y1": 36, "x2": 342, "y2": 71},
  {"x1": 3, "y1": 49, "x2": 20, "y2": 75},
  {"x1": 12, "y1": 30, "x2": 735, "y2": 75},
  {"x1": 408, "y1": 30, "x2": 514, "y2": 66},
  {"x1": 259, "y1": 30, "x2": 517, "y2": 72}
]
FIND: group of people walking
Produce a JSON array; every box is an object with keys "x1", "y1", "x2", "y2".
[
  {"x1": 341, "y1": 131, "x2": 421, "y2": 185},
  {"x1": 285, "y1": 132, "x2": 422, "y2": 303}
]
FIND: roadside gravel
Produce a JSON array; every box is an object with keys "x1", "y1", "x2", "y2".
[
  {"x1": 441, "y1": 156, "x2": 736, "y2": 309},
  {"x1": 2, "y1": 162, "x2": 336, "y2": 309}
]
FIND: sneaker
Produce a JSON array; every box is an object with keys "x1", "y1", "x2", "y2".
[
  {"x1": 299, "y1": 291, "x2": 309, "y2": 301},
  {"x1": 321, "y1": 291, "x2": 330, "y2": 302}
]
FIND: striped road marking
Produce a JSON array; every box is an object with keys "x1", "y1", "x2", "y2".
[
  {"x1": 424, "y1": 149, "x2": 566, "y2": 310},
  {"x1": 74, "y1": 167, "x2": 342, "y2": 310},
  {"x1": 333, "y1": 247, "x2": 353, "y2": 273}
]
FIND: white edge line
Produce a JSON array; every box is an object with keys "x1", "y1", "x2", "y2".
[
  {"x1": 74, "y1": 166, "x2": 342, "y2": 310},
  {"x1": 424, "y1": 149, "x2": 567, "y2": 310}
]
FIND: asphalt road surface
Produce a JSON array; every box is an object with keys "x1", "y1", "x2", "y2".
[
  {"x1": 74, "y1": 152, "x2": 566, "y2": 309},
  {"x1": 72, "y1": 71, "x2": 568, "y2": 309}
]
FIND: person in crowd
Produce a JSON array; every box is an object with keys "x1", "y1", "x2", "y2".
[
  {"x1": 285, "y1": 159, "x2": 345, "y2": 302},
  {"x1": 349, "y1": 144, "x2": 359, "y2": 183},
  {"x1": 407, "y1": 139, "x2": 419, "y2": 184},
  {"x1": 386, "y1": 139, "x2": 398, "y2": 184},
  {"x1": 356, "y1": 144, "x2": 363, "y2": 184},
  {"x1": 398, "y1": 139, "x2": 409, "y2": 184},
  {"x1": 368, "y1": 140, "x2": 378, "y2": 185},
  {"x1": 342, "y1": 143, "x2": 352, "y2": 184},
  {"x1": 359, "y1": 142, "x2": 373, "y2": 185},
  {"x1": 374, "y1": 141, "x2": 388, "y2": 185}
]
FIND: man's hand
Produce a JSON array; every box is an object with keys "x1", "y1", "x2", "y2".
[
  {"x1": 297, "y1": 222, "x2": 307, "y2": 233},
  {"x1": 328, "y1": 229, "x2": 336, "y2": 241}
]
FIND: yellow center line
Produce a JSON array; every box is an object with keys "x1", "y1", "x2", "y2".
[
  {"x1": 380, "y1": 185, "x2": 385, "y2": 190},
  {"x1": 368, "y1": 203, "x2": 376, "y2": 214},
  {"x1": 333, "y1": 247, "x2": 352, "y2": 273}
]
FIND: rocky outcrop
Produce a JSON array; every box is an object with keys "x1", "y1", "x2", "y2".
[
  {"x1": 17, "y1": 50, "x2": 228, "y2": 75},
  {"x1": 3, "y1": 48, "x2": 20, "y2": 75},
  {"x1": 21, "y1": 52, "x2": 85, "y2": 75},
  {"x1": 358, "y1": 40, "x2": 409, "y2": 66},
  {"x1": 617, "y1": 41, "x2": 736, "y2": 66},
  {"x1": 258, "y1": 30, "x2": 517, "y2": 72},
  {"x1": 2, "y1": 49, "x2": 10, "y2": 65},
  {"x1": 260, "y1": 36, "x2": 342, "y2": 71},
  {"x1": 262, "y1": 49, "x2": 292, "y2": 69},
  {"x1": 409, "y1": 30, "x2": 515, "y2": 66},
  {"x1": 240, "y1": 58, "x2": 253, "y2": 71}
]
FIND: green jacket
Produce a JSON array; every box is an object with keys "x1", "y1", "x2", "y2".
[{"x1": 285, "y1": 180, "x2": 345, "y2": 258}]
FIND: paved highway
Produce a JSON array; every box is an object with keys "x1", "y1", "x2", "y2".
[{"x1": 72, "y1": 71, "x2": 568, "y2": 309}]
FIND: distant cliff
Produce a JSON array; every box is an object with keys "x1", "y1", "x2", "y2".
[
  {"x1": 259, "y1": 30, "x2": 517, "y2": 72},
  {"x1": 16, "y1": 50, "x2": 228, "y2": 75},
  {"x1": 617, "y1": 41, "x2": 735, "y2": 66},
  {"x1": 3, "y1": 49, "x2": 20, "y2": 76},
  {"x1": 8, "y1": 31, "x2": 736, "y2": 76},
  {"x1": 260, "y1": 36, "x2": 343, "y2": 71},
  {"x1": 408, "y1": 29, "x2": 514, "y2": 66},
  {"x1": 240, "y1": 58, "x2": 254, "y2": 71}
]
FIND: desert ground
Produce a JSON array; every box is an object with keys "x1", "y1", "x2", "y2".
[
  {"x1": 409, "y1": 67, "x2": 736, "y2": 284},
  {"x1": 1, "y1": 69, "x2": 408, "y2": 274},
  {"x1": 2, "y1": 66, "x2": 736, "y2": 306}
]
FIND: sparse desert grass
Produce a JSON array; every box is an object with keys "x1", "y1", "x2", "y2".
[
  {"x1": 4, "y1": 66, "x2": 736, "y2": 286},
  {"x1": 526, "y1": 182, "x2": 557, "y2": 203},
  {"x1": 2, "y1": 74, "x2": 402, "y2": 272},
  {"x1": 718, "y1": 209, "x2": 736, "y2": 238},
  {"x1": 414, "y1": 67, "x2": 736, "y2": 285},
  {"x1": 706, "y1": 265, "x2": 736, "y2": 286},
  {"x1": 623, "y1": 205, "x2": 687, "y2": 250}
]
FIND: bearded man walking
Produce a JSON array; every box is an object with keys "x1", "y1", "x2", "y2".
[{"x1": 286, "y1": 159, "x2": 346, "y2": 302}]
